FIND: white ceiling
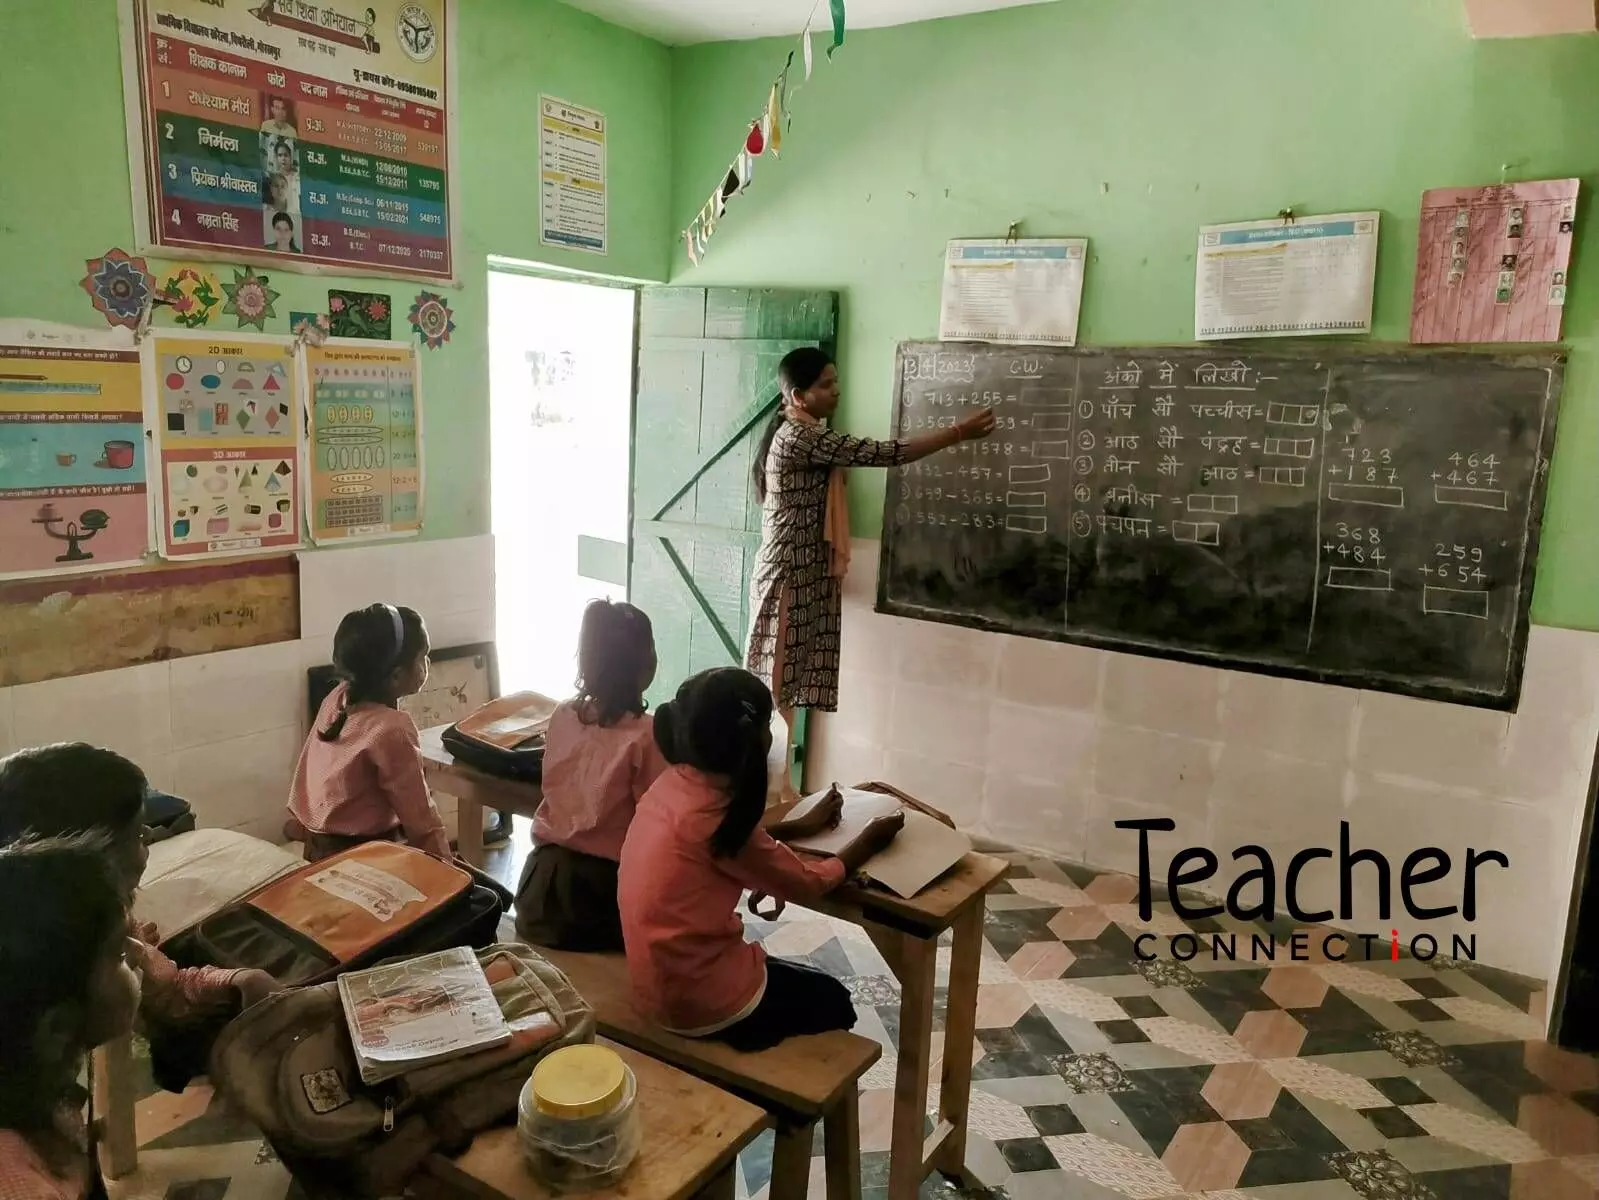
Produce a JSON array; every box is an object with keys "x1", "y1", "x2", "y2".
[{"x1": 559, "y1": 0, "x2": 1061, "y2": 45}]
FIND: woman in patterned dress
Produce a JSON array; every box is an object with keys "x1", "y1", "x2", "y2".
[{"x1": 745, "y1": 348, "x2": 995, "y2": 793}]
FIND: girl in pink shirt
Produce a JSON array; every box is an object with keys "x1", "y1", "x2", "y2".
[
  {"x1": 0, "y1": 836, "x2": 143, "y2": 1200},
  {"x1": 618, "y1": 667, "x2": 902, "y2": 1051},
  {"x1": 517, "y1": 601, "x2": 666, "y2": 951},
  {"x1": 288, "y1": 603, "x2": 451, "y2": 862}
]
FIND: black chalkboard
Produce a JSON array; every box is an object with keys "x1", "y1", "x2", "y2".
[{"x1": 876, "y1": 342, "x2": 1563, "y2": 710}]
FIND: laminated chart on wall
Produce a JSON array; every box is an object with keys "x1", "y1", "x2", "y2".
[
  {"x1": 0, "y1": 321, "x2": 152, "y2": 580},
  {"x1": 938, "y1": 239, "x2": 1087, "y2": 347},
  {"x1": 1195, "y1": 212, "x2": 1379, "y2": 340},
  {"x1": 121, "y1": 0, "x2": 456, "y2": 281},
  {"x1": 302, "y1": 339, "x2": 423, "y2": 543},
  {"x1": 147, "y1": 331, "x2": 303, "y2": 559},
  {"x1": 538, "y1": 96, "x2": 607, "y2": 254},
  {"x1": 1411, "y1": 179, "x2": 1579, "y2": 344}
]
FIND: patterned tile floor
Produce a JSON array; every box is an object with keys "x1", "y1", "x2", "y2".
[{"x1": 108, "y1": 829, "x2": 1599, "y2": 1200}]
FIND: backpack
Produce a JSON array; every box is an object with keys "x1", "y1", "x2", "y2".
[
  {"x1": 439, "y1": 691, "x2": 558, "y2": 783},
  {"x1": 142, "y1": 787, "x2": 196, "y2": 843},
  {"x1": 162, "y1": 842, "x2": 506, "y2": 987},
  {"x1": 209, "y1": 943, "x2": 595, "y2": 1197}
]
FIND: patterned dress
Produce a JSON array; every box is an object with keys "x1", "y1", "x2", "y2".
[{"x1": 744, "y1": 418, "x2": 906, "y2": 712}]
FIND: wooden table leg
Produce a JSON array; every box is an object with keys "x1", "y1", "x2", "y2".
[
  {"x1": 768, "y1": 1120, "x2": 815, "y2": 1200},
  {"x1": 932, "y1": 900, "x2": 983, "y2": 1182},
  {"x1": 823, "y1": 1088, "x2": 861, "y2": 1200},
  {"x1": 93, "y1": 1035, "x2": 137, "y2": 1180},
  {"x1": 456, "y1": 793, "x2": 484, "y2": 867},
  {"x1": 887, "y1": 932, "x2": 936, "y2": 1200}
]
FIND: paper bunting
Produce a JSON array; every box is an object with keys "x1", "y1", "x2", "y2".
[
  {"x1": 81, "y1": 249, "x2": 154, "y2": 329},
  {"x1": 408, "y1": 290, "x2": 456, "y2": 349},
  {"x1": 222, "y1": 267, "x2": 279, "y2": 330},
  {"x1": 680, "y1": 2, "x2": 843, "y2": 262},
  {"x1": 155, "y1": 264, "x2": 222, "y2": 329}
]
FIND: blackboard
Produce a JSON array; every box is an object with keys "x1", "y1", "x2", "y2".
[{"x1": 876, "y1": 341, "x2": 1563, "y2": 710}]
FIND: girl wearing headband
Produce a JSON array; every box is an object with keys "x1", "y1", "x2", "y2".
[
  {"x1": 617, "y1": 667, "x2": 903, "y2": 1050},
  {"x1": 287, "y1": 602, "x2": 450, "y2": 862}
]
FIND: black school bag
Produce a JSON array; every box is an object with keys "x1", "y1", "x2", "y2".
[{"x1": 439, "y1": 691, "x2": 558, "y2": 783}]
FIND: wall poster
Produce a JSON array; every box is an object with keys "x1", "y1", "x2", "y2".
[
  {"x1": 0, "y1": 321, "x2": 152, "y2": 580},
  {"x1": 119, "y1": 0, "x2": 458, "y2": 282},
  {"x1": 147, "y1": 330, "x2": 304, "y2": 559},
  {"x1": 302, "y1": 339, "x2": 423, "y2": 544}
]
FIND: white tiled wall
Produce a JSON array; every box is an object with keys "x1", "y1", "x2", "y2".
[
  {"x1": 808, "y1": 538, "x2": 1599, "y2": 983},
  {"x1": 0, "y1": 536, "x2": 494, "y2": 845}
]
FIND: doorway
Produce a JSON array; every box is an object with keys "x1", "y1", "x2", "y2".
[{"x1": 488, "y1": 269, "x2": 636, "y2": 700}]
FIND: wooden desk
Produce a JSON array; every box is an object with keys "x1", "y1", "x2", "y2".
[
  {"x1": 420, "y1": 726, "x2": 544, "y2": 865},
  {"x1": 423, "y1": 1043, "x2": 768, "y2": 1200},
  {"x1": 766, "y1": 811, "x2": 1008, "y2": 1200}
]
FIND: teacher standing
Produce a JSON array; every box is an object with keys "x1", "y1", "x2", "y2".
[{"x1": 744, "y1": 347, "x2": 996, "y2": 790}]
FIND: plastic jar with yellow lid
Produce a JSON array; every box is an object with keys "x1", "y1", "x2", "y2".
[{"x1": 517, "y1": 1044, "x2": 641, "y2": 1192}]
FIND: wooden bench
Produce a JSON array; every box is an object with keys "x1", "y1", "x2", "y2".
[{"x1": 538, "y1": 949, "x2": 879, "y2": 1200}]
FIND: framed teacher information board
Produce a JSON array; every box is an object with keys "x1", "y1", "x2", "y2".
[{"x1": 119, "y1": 0, "x2": 458, "y2": 283}]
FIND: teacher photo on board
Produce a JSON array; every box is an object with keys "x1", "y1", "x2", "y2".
[{"x1": 744, "y1": 347, "x2": 996, "y2": 798}]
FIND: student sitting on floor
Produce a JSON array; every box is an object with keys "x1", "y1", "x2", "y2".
[
  {"x1": 0, "y1": 835, "x2": 142, "y2": 1200},
  {"x1": 290, "y1": 602, "x2": 451, "y2": 862},
  {"x1": 617, "y1": 667, "x2": 903, "y2": 1052},
  {"x1": 516, "y1": 599, "x2": 668, "y2": 951},
  {"x1": 0, "y1": 744, "x2": 279, "y2": 1095}
]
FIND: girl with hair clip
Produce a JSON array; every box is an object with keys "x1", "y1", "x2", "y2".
[
  {"x1": 0, "y1": 835, "x2": 142, "y2": 1200},
  {"x1": 745, "y1": 346, "x2": 994, "y2": 799},
  {"x1": 287, "y1": 602, "x2": 451, "y2": 862},
  {"x1": 516, "y1": 600, "x2": 667, "y2": 951},
  {"x1": 617, "y1": 667, "x2": 903, "y2": 1052}
]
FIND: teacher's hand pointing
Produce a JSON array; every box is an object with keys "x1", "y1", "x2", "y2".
[{"x1": 957, "y1": 408, "x2": 997, "y2": 440}]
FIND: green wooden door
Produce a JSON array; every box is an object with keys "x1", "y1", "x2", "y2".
[{"x1": 629, "y1": 287, "x2": 838, "y2": 775}]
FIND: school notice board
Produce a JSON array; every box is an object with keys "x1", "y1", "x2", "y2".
[
  {"x1": 303, "y1": 339, "x2": 423, "y2": 543},
  {"x1": 1195, "y1": 212, "x2": 1379, "y2": 340},
  {"x1": 0, "y1": 323, "x2": 152, "y2": 581},
  {"x1": 147, "y1": 330, "x2": 304, "y2": 560},
  {"x1": 877, "y1": 341, "x2": 1561, "y2": 711},
  {"x1": 120, "y1": 0, "x2": 457, "y2": 281}
]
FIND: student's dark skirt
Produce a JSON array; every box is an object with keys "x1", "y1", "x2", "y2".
[
  {"x1": 514, "y1": 842, "x2": 625, "y2": 952},
  {"x1": 710, "y1": 957, "x2": 857, "y2": 1052}
]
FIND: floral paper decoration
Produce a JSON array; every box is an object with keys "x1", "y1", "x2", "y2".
[
  {"x1": 222, "y1": 267, "x2": 279, "y2": 331},
  {"x1": 80, "y1": 249, "x2": 154, "y2": 329},
  {"x1": 681, "y1": 0, "x2": 843, "y2": 263},
  {"x1": 329, "y1": 290, "x2": 392, "y2": 340},
  {"x1": 408, "y1": 291, "x2": 456, "y2": 349},
  {"x1": 155, "y1": 265, "x2": 222, "y2": 329},
  {"x1": 291, "y1": 311, "x2": 331, "y2": 346}
]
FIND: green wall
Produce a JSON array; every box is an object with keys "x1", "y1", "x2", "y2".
[
  {"x1": 0, "y1": 0, "x2": 672, "y2": 541},
  {"x1": 669, "y1": 0, "x2": 1599, "y2": 629}
]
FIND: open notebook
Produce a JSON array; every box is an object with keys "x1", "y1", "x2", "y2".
[{"x1": 782, "y1": 788, "x2": 970, "y2": 898}]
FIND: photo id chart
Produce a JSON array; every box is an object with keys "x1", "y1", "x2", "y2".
[
  {"x1": 147, "y1": 330, "x2": 303, "y2": 559},
  {"x1": 301, "y1": 338, "x2": 424, "y2": 544},
  {"x1": 120, "y1": 0, "x2": 458, "y2": 281},
  {"x1": 0, "y1": 321, "x2": 153, "y2": 580}
]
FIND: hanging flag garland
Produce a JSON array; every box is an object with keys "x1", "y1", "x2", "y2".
[{"x1": 682, "y1": 0, "x2": 844, "y2": 261}]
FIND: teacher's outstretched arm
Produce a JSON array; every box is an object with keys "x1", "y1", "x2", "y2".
[{"x1": 794, "y1": 407, "x2": 996, "y2": 469}]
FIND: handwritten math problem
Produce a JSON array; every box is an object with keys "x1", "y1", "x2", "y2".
[{"x1": 879, "y1": 342, "x2": 1562, "y2": 708}]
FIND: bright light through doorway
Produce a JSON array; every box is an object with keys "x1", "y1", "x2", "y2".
[{"x1": 488, "y1": 270, "x2": 635, "y2": 700}]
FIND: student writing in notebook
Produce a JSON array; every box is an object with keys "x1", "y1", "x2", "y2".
[
  {"x1": 618, "y1": 667, "x2": 903, "y2": 1051},
  {"x1": 0, "y1": 836, "x2": 142, "y2": 1200},
  {"x1": 289, "y1": 603, "x2": 452, "y2": 862},
  {"x1": 516, "y1": 600, "x2": 668, "y2": 951}
]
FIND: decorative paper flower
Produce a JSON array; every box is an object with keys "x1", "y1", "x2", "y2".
[
  {"x1": 155, "y1": 266, "x2": 222, "y2": 329},
  {"x1": 292, "y1": 312, "x2": 332, "y2": 346},
  {"x1": 329, "y1": 294, "x2": 348, "y2": 313},
  {"x1": 408, "y1": 291, "x2": 456, "y2": 349},
  {"x1": 367, "y1": 297, "x2": 389, "y2": 322},
  {"x1": 222, "y1": 267, "x2": 280, "y2": 331},
  {"x1": 80, "y1": 249, "x2": 154, "y2": 329}
]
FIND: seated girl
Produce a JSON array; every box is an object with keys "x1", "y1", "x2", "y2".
[
  {"x1": 289, "y1": 603, "x2": 451, "y2": 862},
  {"x1": 617, "y1": 667, "x2": 902, "y2": 1052},
  {"x1": 516, "y1": 600, "x2": 667, "y2": 951},
  {"x1": 0, "y1": 835, "x2": 142, "y2": 1200}
]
